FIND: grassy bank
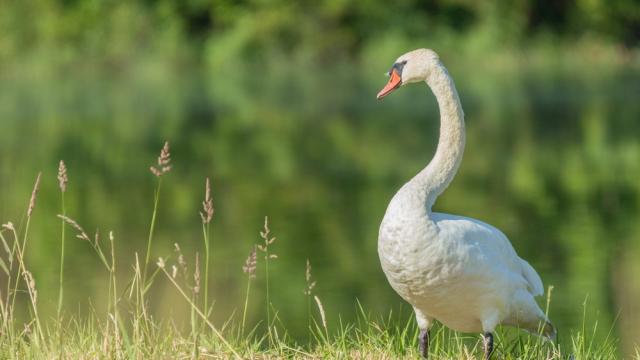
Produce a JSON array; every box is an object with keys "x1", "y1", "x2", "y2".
[{"x1": 0, "y1": 309, "x2": 624, "y2": 359}]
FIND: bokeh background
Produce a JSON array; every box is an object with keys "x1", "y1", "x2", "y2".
[{"x1": 1, "y1": 0, "x2": 639, "y2": 356}]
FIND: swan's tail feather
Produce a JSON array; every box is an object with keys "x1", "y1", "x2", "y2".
[
  {"x1": 540, "y1": 320, "x2": 557, "y2": 341},
  {"x1": 520, "y1": 258, "x2": 544, "y2": 296},
  {"x1": 522, "y1": 318, "x2": 556, "y2": 341}
]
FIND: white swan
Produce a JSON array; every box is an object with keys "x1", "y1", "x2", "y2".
[{"x1": 376, "y1": 49, "x2": 555, "y2": 359}]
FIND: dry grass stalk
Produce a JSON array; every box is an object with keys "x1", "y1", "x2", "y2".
[
  {"x1": 193, "y1": 253, "x2": 200, "y2": 295},
  {"x1": 11, "y1": 214, "x2": 44, "y2": 343},
  {"x1": 242, "y1": 246, "x2": 257, "y2": 279},
  {"x1": 304, "y1": 259, "x2": 316, "y2": 296},
  {"x1": 174, "y1": 243, "x2": 188, "y2": 280},
  {"x1": 22, "y1": 270, "x2": 37, "y2": 305},
  {"x1": 257, "y1": 216, "x2": 277, "y2": 337},
  {"x1": 199, "y1": 177, "x2": 214, "y2": 320},
  {"x1": 2, "y1": 222, "x2": 15, "y2": 232},
  {"x1": 200, "y1": 177, "x2": 214, "y2": 224},
  {"x1": 241, "y1": 245, "x2": 257, "y2": 336},
  {"x1": 172, "y1": 244, "x2": 201, "y2": 297},
  {"x1": 257, "y1": 216, "x2": 277, "y2": 259},
  {"x1": 0, "y1": 222, "x2": 15, "y2": 266},
  {"x1": 58, "y1": 215, "x2": 111, "y2": 271},
  {"x1": 314, "y1": 295, "x2": 327, "y2": 334},
  {"x1": 108, "y1": 312, "x2": 123, "y2": 358},
  {"x1": 58, "y1": 160, "x2": 68, "y2": 193},
  {"x1": 57, "y1": 215, "x2": 91, "y2": 243},
  {"x1": 150, "y1": 141, "x2": 172, "y2": 177},
  {"x1": 156, "y1": 257, "x2": 240, "y2": 359},
  {"x1": 27, "y1": 172, "x2": 42, "y2": 218}
]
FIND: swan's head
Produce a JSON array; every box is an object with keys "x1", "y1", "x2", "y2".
[{"x1": 377, "y1": 48, "x2": 440, "y2": 100}]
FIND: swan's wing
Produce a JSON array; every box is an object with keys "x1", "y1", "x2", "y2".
[
  {"x1": 432, "y1": 212, "x2": 543, "y2": 297},
  {"x1": 519, "y1": 258, "x2": 544, "y2": 296}
]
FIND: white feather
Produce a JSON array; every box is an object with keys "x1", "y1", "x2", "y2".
[{"x1": 377, "y1": 49, "x2": 551, "y2": 336}]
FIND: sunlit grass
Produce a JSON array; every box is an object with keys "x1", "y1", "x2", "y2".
[
  {"x1": 0, "y1": 298, "x2": 625, "y2": 359},
  {"x1": 0, "y1": 144, "x2": 633, "y2": 359}
]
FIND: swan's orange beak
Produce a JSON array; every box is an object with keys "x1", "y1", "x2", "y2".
[{"x1": 377, "y1": 69, "x2": 402, "y2": 100}]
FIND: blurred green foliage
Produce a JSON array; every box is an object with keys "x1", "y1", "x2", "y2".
[{"x1": 0, "y1": 0, "x2": 639, "y2": 357}]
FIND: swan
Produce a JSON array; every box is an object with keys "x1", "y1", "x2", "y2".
[{"x1": 376, "y1": 49, "x2": 555, "y2": 359}]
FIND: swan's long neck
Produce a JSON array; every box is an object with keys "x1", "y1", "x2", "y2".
[{"x1": 410, "y1": 61, "x2": 465, "y2": 211}]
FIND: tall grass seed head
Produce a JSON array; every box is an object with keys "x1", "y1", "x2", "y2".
[
  {"x1": 193, "y1": 252, "x2": 200, "y2": 295},
  {"x1": 58, "y1": 160, "x2": 68, "y2": 193},
  {"x1": 150, "y1": 141, "x2": 172, "y2": 177},
  {"x1": 200, "y1": 177, "x2": 214, "y2": 224},
  {"x1": 257, "y1": 216, "x2": 277, "y2": 259},
  {"x1": 304, "y1": 259, "x2": 316, "y2": 295},
  {"x1": 243, "y1": 246, "x2": 257, "y2": 279},
  {"x1": 27, "y1": 172, "x2": 42, "y2": 218}
]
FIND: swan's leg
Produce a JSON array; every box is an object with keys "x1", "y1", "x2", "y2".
[
  {"x1": 480, "y1": 312, "x2": 499, "y2": 359},
  {"x1": 482, "y1": 332, "x2": 494, "y2": 359},
  {"x1": 418, "y1": 328, "x2": 430, "y2": 358},
  {"x1": 413, "y1": 308, "x2": 432, "y2": 359}
]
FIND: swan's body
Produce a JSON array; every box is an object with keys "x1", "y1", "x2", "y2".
[
  {"x1": 376, "y1": 49, "x2": 554, "y2": 358},
  {"x1": 380, "y1": 210, "x2": 545, "y2": 333}
]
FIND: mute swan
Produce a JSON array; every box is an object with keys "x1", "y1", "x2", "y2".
[{"x1": 376, "y1": 49, "x2": 555, "y2": 359}]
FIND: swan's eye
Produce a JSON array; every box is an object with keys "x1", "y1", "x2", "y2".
[
  {"x1": 386, "y1": 61, "x2": 407, "y2": 77},
  {"x1": 391, "y1": 61, "x2": 407, "y2": 75}
]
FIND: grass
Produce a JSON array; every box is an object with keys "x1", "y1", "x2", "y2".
[{"x1": 0, "y1": 142, "x2": 634, "y2": 359}]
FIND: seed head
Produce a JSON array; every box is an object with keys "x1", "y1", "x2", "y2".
[
  {"x1": 173, "y1": 243, "x2": 189, "y2": 280},
  {"x1": 200, "y1": 177, "x2": 214, "y2": 224},
  {"x1": 23, "y1": 323, "x2": 32, "y2": 337},
  {"x1": 193, "y1": 253, "x2": 201, "y2": 295},
  {"x1": 304, "y1": 259, "x2": 316, "y2": 296},
  {"x1": 314, "y1": 295, "x2": 327, "y2": 331},
  {"x1": 23, "y1": 270, "x2": 37, "y2": 304},
  {"x1": 58, "y1": 160, "x2": 68, "y2": 193},
  {"x1": 27, "y1": 172, "x2": 42, "y2": 218},
  {"x1": 1, "y1": 222, "x2": 15, "y2": 232},
  {"x1": 257, "y1": 216, "x2": 277, "y2": 259},
  {"x1": 150, "y1": 141, "x2": 172, "y2": 177},
  {"x1": 242, "y1": 246, "x2": 257, "y2": 279},
  {"x1": 57, "y1": 215, "x2": 92, "y2": 243}
]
